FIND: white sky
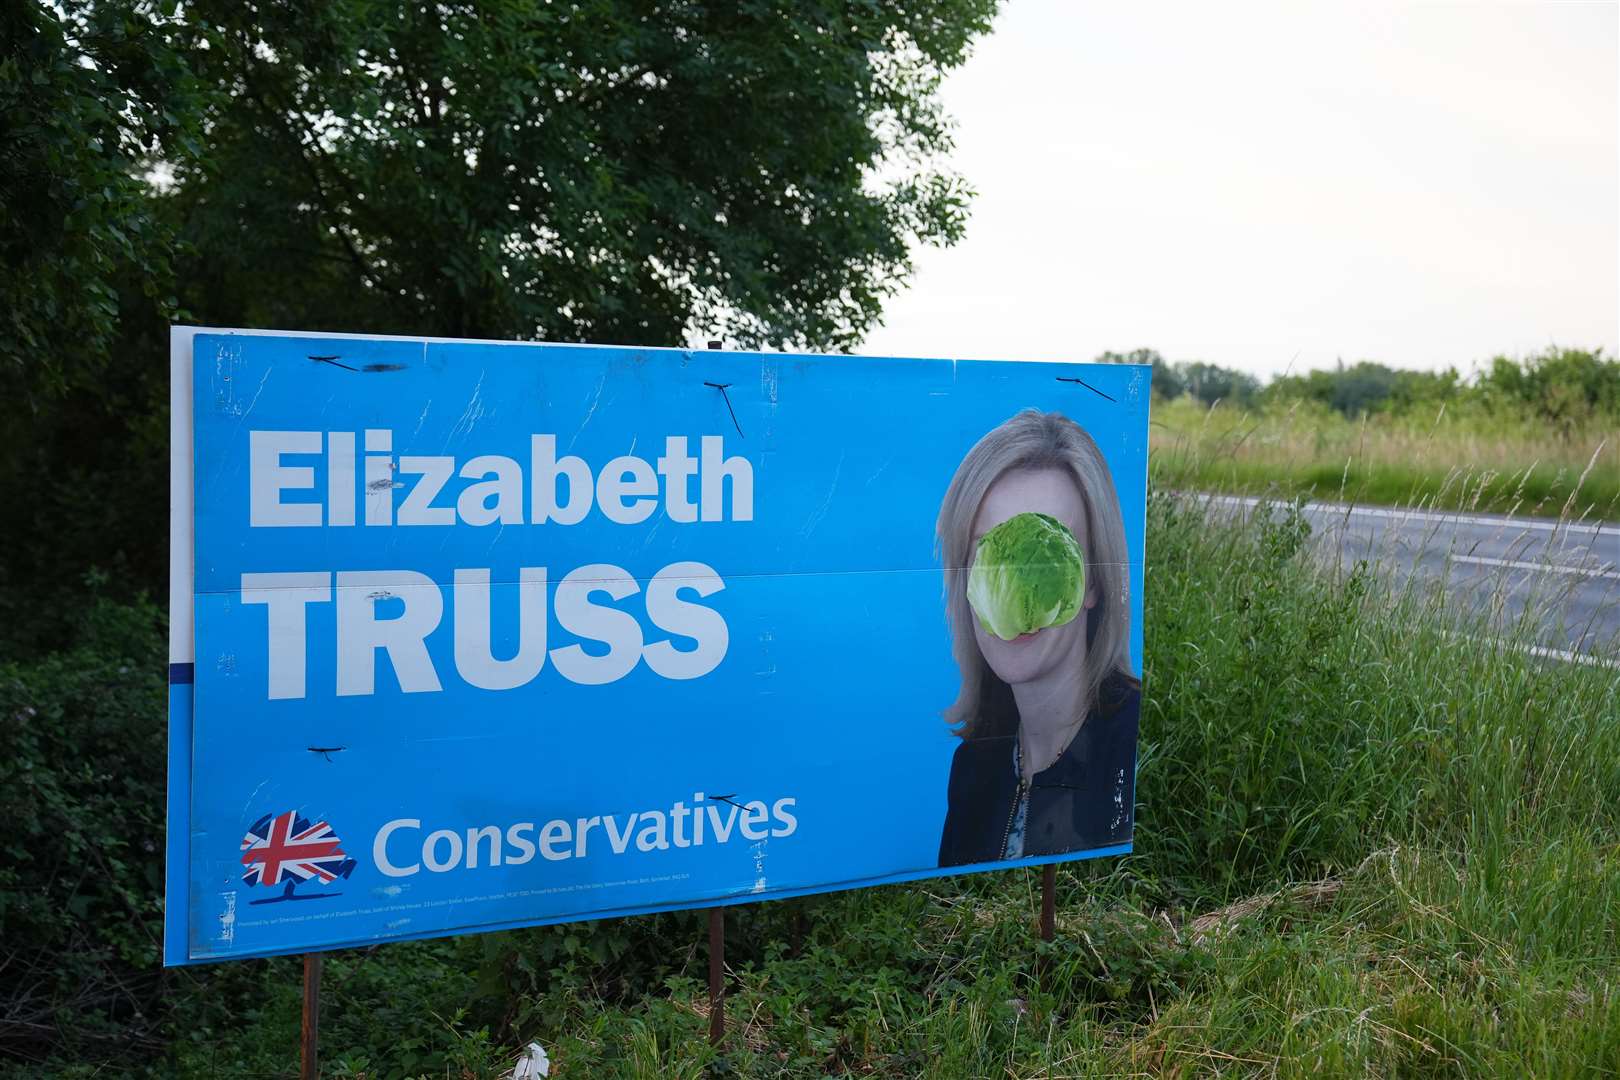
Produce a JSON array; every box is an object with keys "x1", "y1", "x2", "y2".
[{"x1": 862, "y1": 0, "x2": 1619, "y2": 379}]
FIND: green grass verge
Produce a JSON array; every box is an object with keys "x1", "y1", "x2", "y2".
[
  {"x1": 1156, "y1": 453, "x2": 1620, "y2": 522},
  {"x1": 26, "y1": 495, "x2": 1617, "y2": 1079},
  {"x1": 1147, "y1": 396, "x2": 1620, "y2": 521}
]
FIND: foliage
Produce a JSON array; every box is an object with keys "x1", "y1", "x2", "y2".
[
  {"x1": 1150, "y1": 392, "x2": 1619, "y2": 520},
  {"x1": 1260, "y1": 347, "x2": 1619, "y2": 424},
  {"x1": 1095, "y1": 347, "x2": 1183, "y2": 400},
  {"x1": 7, "y1": 0, "x2": 1620, "y2": 1071},
  {"x1": 0, "y1": 593, "x2": 169, "y2": 1066},
  {"x1": 0, "y1": 2, "x2": 193, "y2": 655},
  {"x1": 10, "y1": 499, "x2": 1619, "y2": 1076},
  {"x1": 1266, "y1": 360, "x2": 1462, "y2": 418},
  {"x1": 0, "y1": 1, "x2": 209, "y2": 402},
  {"x1": 171, "y1": 0, "x2": 995, "y2": 350},
  {"x1": 1102, "y1": 345, "x2": 1619, "y2": 427},
  {"x1": 1475, "y1": 346, "x2": 1620, "y2": 433},
  {"x1": 1095, "y1": 350, "x2": 1261, "y2": 407},
  {"x1": 0, "y1": 324, "x2": 172, "y2": 656},
  {"x1": 1177, "y1": 360, "x2": 1261, "y2": 408},
  {"x1": 1115, "y1": 344, "x2": 1618, "y2": 518},
  {"x1": 0, "y1": 0, "x2": 998, "y2": 659}
]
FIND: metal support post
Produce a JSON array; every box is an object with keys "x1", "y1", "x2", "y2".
[
  {"x1": 708, "y1": 907, "x2": 726, "y2": 1046},
  {"x1": 301, "y1": 953, "x2": 322, "y2": 1080}
]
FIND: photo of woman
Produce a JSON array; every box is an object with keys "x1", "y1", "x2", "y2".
[{"x1": 936, "y1": 409, "x2": 1140, "y2": 867}]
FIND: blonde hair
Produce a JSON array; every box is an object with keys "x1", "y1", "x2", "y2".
[{"x1": 937, "y1": 409, "x2": 1135, "y2": 740}]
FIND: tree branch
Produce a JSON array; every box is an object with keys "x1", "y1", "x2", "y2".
[
  {"x1": 234, "y1": 39, "x2": 381, "y2": 288},
  {"x1": 575, "y1": 63, "x2": 658, "y2": 109}
]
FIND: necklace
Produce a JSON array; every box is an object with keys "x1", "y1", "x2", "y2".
[{"x1": 1019, "y1": 713, "x2": 1085, "y2": 778}]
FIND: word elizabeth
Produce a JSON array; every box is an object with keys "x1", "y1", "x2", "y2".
[{"x1": 249, "y1": 431, "x2": 752, "y2": 527}]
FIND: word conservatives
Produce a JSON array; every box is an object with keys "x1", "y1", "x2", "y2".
[
  {"x1": 237, "y1": 430, "x2": 754, "y2": 700},
  {"x1": 373, "y1": 794, "x2": 799, "y2": 877}
]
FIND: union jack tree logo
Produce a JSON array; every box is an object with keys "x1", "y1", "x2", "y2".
[{"x1": 240, "y1": 810, "x2": 357, "y2": 905}]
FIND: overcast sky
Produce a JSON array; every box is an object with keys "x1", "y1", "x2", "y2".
[{"x1": 861, "y1": 0, "x2": 1618, "y2": 379}]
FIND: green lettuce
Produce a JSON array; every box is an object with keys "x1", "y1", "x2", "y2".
[{"x1": 966, "y1": 511, "x2": 1086, "y2": 640}]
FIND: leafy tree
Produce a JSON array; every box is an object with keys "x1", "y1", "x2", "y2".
[
  {"x1": 0, "y1": 596, "x2": 170, "y2": 1062},
  {"x1": 0, "y1": 2, "x2": 209, "y2": 402},
  {"x1": 0, "y1": 3, "x2": 213, "y2": 652},
  {"x1": 1268, "y1": 361, "x2": 1463, "y2": 417},
  {"x1": 0, "y1": 0, "x2": 999, "y2": 656},
  {"x1": 2, "y1": 4, "x2": 1004, "y2": 1064},
  {"x1": 1262, "y1": 349, "x2": 1618, "y2": 427},
  {"x1": 1179, "y1": 361, "x2": 1260, "y2": 408},
  {"x1": 172, "y1": 0, "x2": 998, "y2": 349},
  {"x1": 1475, "y1": 347, "x2": 1619, "y2": 432},
  {"x1": 1387, "y1": 365, "x2": 1460, "y2": 412},
  {"x1": 1269, "y1": 361, "x2": 1396, "y2": 417},
  {"x1": 1096, "y1": 348, "x2": 1184, "y2": 400},
  {"x1": 1325, "y1": 362, "x2": 1397, "y2": 416}
]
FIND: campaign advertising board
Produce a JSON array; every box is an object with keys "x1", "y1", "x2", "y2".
[{"x1": 165, "y1": 326, "x2": 1151, "y2": 966}]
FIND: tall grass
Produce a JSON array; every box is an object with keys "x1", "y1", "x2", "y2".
[
  {"x1": 482, "y1": 497, "x2": 1618, "y2": 1077},
  {"x1": 48, "y1": 495, "x2": 1617, "y2": 1079},
  {"x1": 1151, "y1": 396, "x2": 1620, "y2": 521}
]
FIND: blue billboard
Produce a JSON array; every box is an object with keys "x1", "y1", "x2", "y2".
[{"x1": 165, "y1": 327, "x2": 1151, "y2": 965}]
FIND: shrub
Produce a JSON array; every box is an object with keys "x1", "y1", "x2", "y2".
[
  {"x1": 0, "y1": 593, "x2": 169, "y2": 1065},
  {"x1": 1476, "y1": 346, "x2": 1620, "y2": 433}
]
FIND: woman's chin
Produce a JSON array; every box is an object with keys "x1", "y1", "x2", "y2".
[
  {"x1": 978, "y1": 634, "x2": 1046, "y2": 683},
  {"x1": 979, "y1": 620, "x2": 1085, "y2": 686}
]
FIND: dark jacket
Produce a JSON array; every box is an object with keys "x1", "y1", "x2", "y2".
[{"x1": 937, "y1": 673, "x2": 1139, "y2": 868}]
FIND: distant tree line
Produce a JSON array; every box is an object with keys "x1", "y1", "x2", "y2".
[
  {"x1": 1096, "y1": 348, "x2": 1264, "y2": 409},
  {"x1": 1098, "y1": 346, "x2": 1619, "y2": 430}
]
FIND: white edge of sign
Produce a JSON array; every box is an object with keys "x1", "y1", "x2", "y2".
[{"x1": 163, "y1": 325, "x2": 193, "y2": 966}]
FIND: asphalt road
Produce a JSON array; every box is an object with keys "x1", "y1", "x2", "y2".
[{"x1": 1202, "y1": 495, "x2": 1620, "y2": 668}]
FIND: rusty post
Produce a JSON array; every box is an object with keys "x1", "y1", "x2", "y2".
[
  {"x1": 708, "y1": 907, "x2": 725, "y2": 1046},
  {"x1": 301, "y1": 952, "x2": 322, "y2": 1080},
  {"x1": 1040, "y1": 864, "x2": 1056, "y2": 942}
]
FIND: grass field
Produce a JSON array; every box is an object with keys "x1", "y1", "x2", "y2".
[
  {"x1": 105, "y1": 494, "x2": 1616, "y2": 1079},
  {"x1": 1150, "y1": 396, "x2": 1619, "y2": 522}
]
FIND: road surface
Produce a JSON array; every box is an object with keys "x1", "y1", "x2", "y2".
[{"x1": 1202, "y1": 495, "x2": 1620, "y2": 668}]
